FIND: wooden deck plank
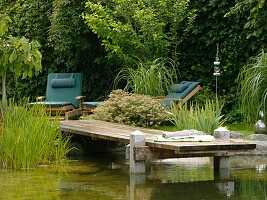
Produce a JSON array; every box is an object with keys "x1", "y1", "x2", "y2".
[
  {"x1": 65, "y1": 119, "x2": 163, "y2": 135},
  {"x1": 60, "y1": 120, "x2": 256, "y2": 153}
]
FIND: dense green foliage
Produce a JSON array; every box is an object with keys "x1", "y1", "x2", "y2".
[
  {"x1": 0, "y1": 0, "x2": 267, "y2": 120},
  {"x1": 0, "y1": 14, "x2": 42, "y2": 101},
  {"x1": 225, "y1": 0, "x2": 267, "y2": 40},
  {"x1": 83, "y1": 0, "x2": 194, "y2": 66},
  {"x1": 238, "y1": 51, "x2": 267, "y2": 124},
  {"x1": 0, "y1": 100, "x2": 70, "y2": 169},
  {"x1": 90, "y1": 90, "x2": 168, "y2": 127},
  {"x1": 168, "y1": 100, "x2": 225, "y2": 134}
]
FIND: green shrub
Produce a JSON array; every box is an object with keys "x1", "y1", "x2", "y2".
[
  {"x1": 0, "y1": 100, "x2": 70, "y2": 170},
  {"x1": 91, "y1": 90, "x2": 168, "y2": 127},
  {"x1": 190, "y1": 86, "x2": 216, "y2": 106},
  {"x1": 168, "y1": 100, "x2": 225, "y2": 134}
]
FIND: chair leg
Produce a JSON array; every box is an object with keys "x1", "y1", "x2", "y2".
[{"x1": 65, "y1": 109, "x2": 82, "y2": 120}]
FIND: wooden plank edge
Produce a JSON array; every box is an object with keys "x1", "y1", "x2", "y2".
[
  {"x1": 134, "y1": 146, "x2": 256, "y2": 161},
  {"x1": 60, "y1": 126, "x2": 130, "y2": 143}
]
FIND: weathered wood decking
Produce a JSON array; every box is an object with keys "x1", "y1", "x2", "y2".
[{"x1": 60, "y1": 120, "x2": 256, "y2": 160}]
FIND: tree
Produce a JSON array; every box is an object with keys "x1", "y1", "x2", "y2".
[
  {"x1": 83, "y1": 0, "x2": 195, "y2": 66},
  {"x1": 0, "y1": 15, "x2": 42, "y2": 102},
  {"x1": 225, "y1": 0, "x2": 267, "y2": 41}
]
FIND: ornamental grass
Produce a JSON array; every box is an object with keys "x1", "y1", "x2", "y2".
[
  {"x1": 0, "y1": 100, "x2": 70, "y2": 170},
  {"x1": 114, "y1": 58, "x2": 179, "y2": 96},
  {"x1": 238, "y1": 50, "x2": 267, "y2": 124},
  {"x1": 168, "y1": 100, "x2": 225, "y2": 134}
]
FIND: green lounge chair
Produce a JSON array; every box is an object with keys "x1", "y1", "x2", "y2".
[
  {"x1": 30, "y1": 73, "x2": 84, "y2": 120},
  {"x1": 164, "y1": 81, "x2": 201, "y2": 107},
  {"x1": 81, "y1": 81, "x2": 201, "y2": 114}
]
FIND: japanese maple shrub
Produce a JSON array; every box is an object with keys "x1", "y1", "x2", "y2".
[{"x1": 91, "y1": 90, "x2": 168, "y2": 127}]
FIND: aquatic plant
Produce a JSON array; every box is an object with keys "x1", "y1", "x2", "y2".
[
  {"x1": 168, "y1": 100, "x2": 225, "y2": 134},
  {"x1": 0, "y1": 100, "x2": 70, "y2": 170},
  {"x1": 0, "y1": 169, "x2": 63, "y2": 199},
  {"x1": 237, "y1": 178, "x2": 267, "y2": 200}
]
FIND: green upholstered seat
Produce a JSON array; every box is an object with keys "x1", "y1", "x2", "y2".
[
  {"x1": 30, "y1": 73, "x2": 83, "y2": 109},
  {"x1": 82, "y1": 101, "x2": 103, "y2": 107},
  {"x1": 164, "y1": 81, "x2": 200, "y2": 107},
  {"x1": 45, "y1": 73, "x2": 83, "y2": 108},
  {"x1": 30, "y1": 101, "x2": 73, "y2": 107}
]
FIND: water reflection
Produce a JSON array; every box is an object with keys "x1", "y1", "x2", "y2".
[{"x1": 0, "y1": 155, "x2": 266, "y2": 200}]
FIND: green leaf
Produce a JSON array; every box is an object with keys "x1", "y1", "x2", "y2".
[
  {"x1": 259, "y1": 0, "x2": 265, "y2": 8},
  {"x1": 0, "y1": 15, "x2": 11, "y2": 37},
  {"x1": 9, "y1": 50, "x2": 17, "y2": 63}
]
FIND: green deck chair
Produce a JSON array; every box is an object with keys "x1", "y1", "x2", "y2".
[
  {"x1": 164, "y1": 81, "x2": 201, "y2": 107},
  {"x1": 30, "y1": 73, "x2": 84, "y2": 120},
  {"x1": 82, "y1": 81, "x2": 201, "y2": 114}
]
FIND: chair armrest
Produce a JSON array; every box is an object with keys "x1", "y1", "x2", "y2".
[
  {"x1": 152, "y1": 96, "x2": 165, "y2": 99},
  {"x1": 164, "y1": 98, "x2": 182, "y2": 101},
  {"x1": 36, "y1": 96, "x2": 46, "y2": 101},
  {"x1": 76, "y1": 96, "x2": 86, "y2": 110},
  {"x1": 75, "y1": 96, "x2": 86, "y2": 100}
]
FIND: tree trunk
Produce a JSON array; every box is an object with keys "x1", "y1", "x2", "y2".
[{"x1": 2, "y1": 73, "x2": 6, "y2": 103}]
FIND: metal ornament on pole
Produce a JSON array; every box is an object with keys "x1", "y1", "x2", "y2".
[{"x1": 213, "y1": 44, "x2": 221, "y2": 98}]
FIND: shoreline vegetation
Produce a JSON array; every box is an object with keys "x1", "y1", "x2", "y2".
[{"x1": 0, "y1": 100, "x2": 70, "y2": 170}]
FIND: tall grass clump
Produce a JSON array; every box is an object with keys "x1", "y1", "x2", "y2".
[
  {"x1": 0, "y1": 100, "x2": 70, "y2": 170},
  {"x1": 114, "y1": 58, "x2": 179, "y2": 96},
  {"x1": 168, "y1": 100, "x2": 225, "y2": 134},
  {"x1": 238, "y1": 50, "x2": 267, "y2": 124}
]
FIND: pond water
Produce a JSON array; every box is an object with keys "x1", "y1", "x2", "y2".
[{"x1": 0, "y1": 153, "x2": 266, "y2": 200}]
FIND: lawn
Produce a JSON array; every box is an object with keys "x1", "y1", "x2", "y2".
[
  {"x1": 156, "y1": 123, "x2": 255, "y2": 136},
  {"x1": 225, "y1": 123, "x2": 254, "y2": 136}
]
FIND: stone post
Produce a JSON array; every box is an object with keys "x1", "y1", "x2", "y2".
[
  {"x1": 214, "y1": 127, "x2": 231, "y2": 176},
  {"x1": 130, "y1": 130, "x2": 146, "y2": 174},
  {"x1": 214, "y1": 127, "x2": 230, "y2": 140}
]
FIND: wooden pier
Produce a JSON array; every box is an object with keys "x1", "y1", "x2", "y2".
[{"x1": 60, "y1": 120, "x2": 256, "y2": 174}]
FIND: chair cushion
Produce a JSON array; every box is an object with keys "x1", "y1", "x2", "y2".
[
  {"x1": 164, "y1": 81, "x2": 200, "y2": 107},
  {"x1": 29, "y1": 101, "x2": 73, "y2": 107},
  {"x1": 82, "y1": 102, "x2": 103, "y2": 107},
  {"x1": 171, "y1": 84, "x2": 188, "y2": 93},
  {"x1": 46, "y1": 73, "x2": 83, "y2": 108},
  {"x1": 51, "y1": 78, "x2": 75, "y2": 88}
]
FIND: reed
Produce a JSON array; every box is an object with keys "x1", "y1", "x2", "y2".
[
  {"x1": 168, "y1": 100, "x2": 225, "y2": 134},
  {"x1": 0, "y1": 100, "x2": 70, "y2": 170},
  {"x1": 238, "y1": 179, "x2": 267, "y2": 200},
  {"x1": 114, "y1": 58, "x2": 179, "y2": 96}
]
